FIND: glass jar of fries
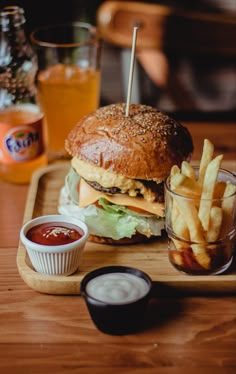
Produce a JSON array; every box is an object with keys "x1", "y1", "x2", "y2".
[{"x1": 164, "y1": 139, "x2": 236, "y2": 275}]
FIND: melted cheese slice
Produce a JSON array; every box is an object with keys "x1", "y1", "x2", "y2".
[{"x1": 79, "y1": 179, "x2": 164, "y2": 217}]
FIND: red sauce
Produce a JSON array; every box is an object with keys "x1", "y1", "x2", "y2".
[
  {"x1": 26, "y1": 222, "x2": 84, "y2": 246},
  {"x1": 169, "y1": 243, "x2": 232, "y2": 275}
]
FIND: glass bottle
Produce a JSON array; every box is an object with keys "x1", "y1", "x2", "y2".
[{"x1": 0, "y1": 6, "x2": 47, "y2": 184}]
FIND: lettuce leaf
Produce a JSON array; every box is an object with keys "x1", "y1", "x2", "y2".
[
  {"x1": 59, "y1": 167, "x2": 165, "y2": 240},
  {"x1": 65, "y1": 166, "x2": 80, "y2": 204}
]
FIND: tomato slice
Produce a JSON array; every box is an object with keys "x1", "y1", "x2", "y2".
[
  {"x1": 77, "y1": 180, "x2": 81, "y2": 193},
  {"x1": 127, "y1": 205, "x2": 151, "y2": 215},
  {"x1": 93, "y1": 200, "x2": 102, "y2": 209}
]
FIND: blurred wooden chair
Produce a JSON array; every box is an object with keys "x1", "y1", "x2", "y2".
[{"x1": 97, "y1": 1, "x2": 236, "y2": 118}]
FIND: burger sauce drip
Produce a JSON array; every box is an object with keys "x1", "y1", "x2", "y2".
[{"x1": 26, "y1": 222, "x2": 83, "y2": 245}]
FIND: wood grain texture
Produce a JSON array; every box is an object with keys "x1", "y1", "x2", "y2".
[
  {"x1": 0, "y1": 284, "x2": 236, "y2": 373},
  {"x1": 0, "y1": 182, "x2": 28, "y2": 248},
  {"x1": 16, "y1": 162, "x2": 236, "y2": 295}
]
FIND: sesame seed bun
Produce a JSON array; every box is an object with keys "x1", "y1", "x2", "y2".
[{"x1": 65, "y1": 103, "x2": 193, "y2": 183}]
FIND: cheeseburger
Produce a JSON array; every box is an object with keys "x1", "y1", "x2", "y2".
[{"x1": 59, "y1": 103, "x2": 193, "y2": 244}]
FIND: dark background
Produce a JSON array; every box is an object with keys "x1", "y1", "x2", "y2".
[
  {"x1": 0, "y1": 0, "x2": 103, "y2": 34},
  {"x1": 1, "y1": 0, "x2": 235, "y2": 119},
  {"x1": 1, "y1": 0, "x2": 233, "y2": 34}
]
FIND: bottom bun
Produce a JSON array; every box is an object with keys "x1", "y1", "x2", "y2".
[{"x1": 88, "y1": 232, "x2": 165, "y2": 245}]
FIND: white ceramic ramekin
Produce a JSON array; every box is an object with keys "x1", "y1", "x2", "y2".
[{"x1": 20, "y1": 215, "x2": 89, "y2": 276}]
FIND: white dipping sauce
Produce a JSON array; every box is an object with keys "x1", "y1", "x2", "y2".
[{"x1": 85, "y1": 272, "x2": 150, "y2": 305}]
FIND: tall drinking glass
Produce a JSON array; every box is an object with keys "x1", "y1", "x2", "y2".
[{"x1": 31, "y1": 23, "x2": 101, "y2": 160}]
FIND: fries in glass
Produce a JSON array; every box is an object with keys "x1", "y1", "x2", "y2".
[{"x1": 165, "y1": 139, "x2": 236, "y2": 275}]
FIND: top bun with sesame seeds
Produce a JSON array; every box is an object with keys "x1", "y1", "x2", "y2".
[
  {"x1": 59, "y1": 103, "x2": 193, "y2": 244},
  {"x1": 65, "y1": 103, "x2": 193, "y2": 183}
]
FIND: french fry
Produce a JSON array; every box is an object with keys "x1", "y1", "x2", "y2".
[
  {"x1": 220, "y1": 182, "x2": 236, "y2": 238},
  {"x1": 213, "y1": 181, "x2": 226, "y2": 200},
  {"x1": 171, "y1": 173, "x2": 201, "y2": 198},
  {"x1": 198, "y1": 139, "x2": 214, "y2": 186},
  {"x1": 223, "y1": 181, "x2": 236, "y2": 199},
  {"x1": 174, "y1": 199, "x2": 204, "y2": 242},
  {"x1": 172, "y1": 218, "x2": 189, "y2": 241},
  {"x1": 171, "y1": 198, "x2": 179, "y2": 223},
  {"x1": 170, "y1": 251, "x2": 184, "y2": 267},
  {"x1": 170, "y1": 164, "x2": 180, "y2": 179},
  {"x1": 207, "y1": 206, "x2": 223, "y2": 242},
  {"x1": 171, "y1": 205, "x2": 190, "y2": 249},
  {"x1": 198, "y1": 154, "x2": 223, "y2": 232},
  {"x1": 170, "y1": 182, "x2": 189, "y2": 248},
  {"x1": 172, "y1": 227, "x2": 189, "y2": 250},
  {"x1": 174, "y1": 197, "x2": 210, "y2": 269},
  {"x1": 191, "y1": 247, "x2": 211, "y2": 270},
  {"x1": 170, "y1": 165, "x2": 184, "y2": 230},
  {"x1": 181, "y1": 161, "x2": 195, "y2": 180}
]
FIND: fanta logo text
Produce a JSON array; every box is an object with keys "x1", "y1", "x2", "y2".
[{"x1": 5, "y1": 131, "x2": 39, "y2": 154}]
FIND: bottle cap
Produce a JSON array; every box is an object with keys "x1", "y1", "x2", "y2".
[{"x1": 0, "y1": 6, "x2": 25, "y2": 31}]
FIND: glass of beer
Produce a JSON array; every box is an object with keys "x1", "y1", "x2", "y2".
[{"x1": 31, "y1": 23, "x2": 101, "y2": 160}]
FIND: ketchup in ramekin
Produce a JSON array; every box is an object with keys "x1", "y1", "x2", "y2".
[
  {"x1": 20, "y1": 215, "x2": 89, "y2": 276},
  {"x1": 26, "y1": 222, "x2": 84, "y2": 246}
]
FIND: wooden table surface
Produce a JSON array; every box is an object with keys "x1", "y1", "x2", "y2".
[{"x1": 0, "y1": 121, "x2": 236, "y2": 374}]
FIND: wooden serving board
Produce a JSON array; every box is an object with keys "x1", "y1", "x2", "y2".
[{"x1": 17, "y1": 161, "x2": 236, "y2": 295}]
